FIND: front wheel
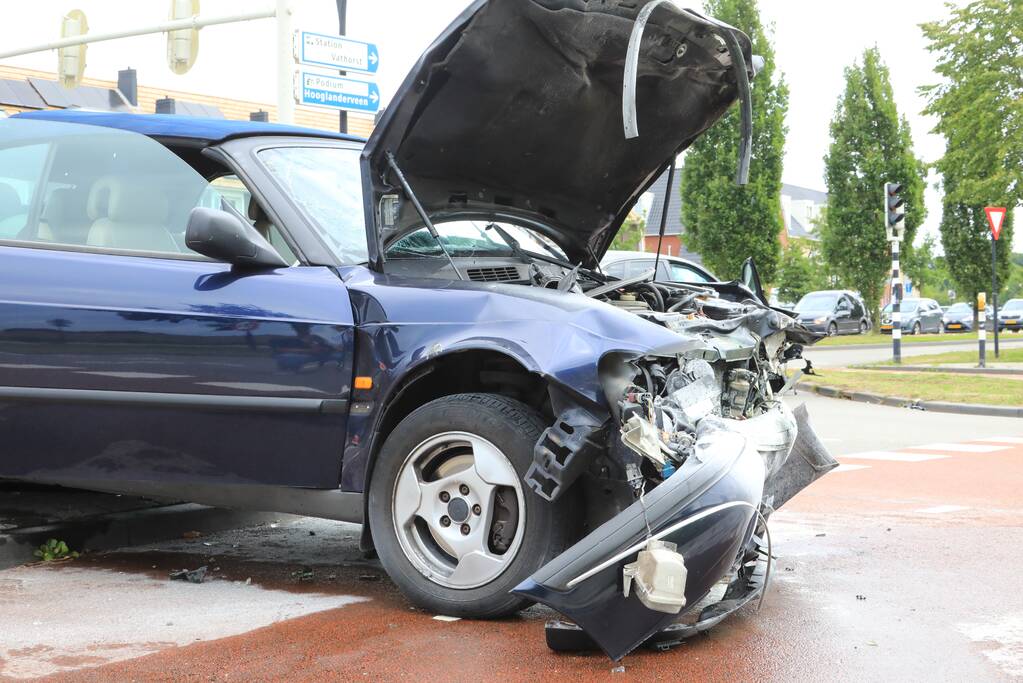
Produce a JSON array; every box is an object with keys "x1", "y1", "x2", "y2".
[
  {"x1": 859, "y1": 320, "x2": 869, "y2": 335},
  {"x1": 368, "y1": 393, "x2": 575, "y2": 618},
  {"x1": 912, "y1": 321, "x2": 922, "y2": 335},
  {"x1": 827, "y1": 322, "x2": 838, "y2": 336}
]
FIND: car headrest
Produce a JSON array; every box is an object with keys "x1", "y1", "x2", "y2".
[
  {"x1": 0, "y1": 182, "x2": 22, "y2": 219},
  {"x1": 88, "y1": 177, "x2": 169, "y2": 223},
  {"x1": 86, "y1": 177, "x2": 116, "y2": 220},
  {"x1": 43, "y1": 188, "x2": 87, "y2": 226}
]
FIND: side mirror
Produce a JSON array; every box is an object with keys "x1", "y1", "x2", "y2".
[
  {"x1": 739, "y1": 257, "x2": 768, "y2": 304},
  {"x1": 185, "y1": 207, "x2": 287, "y2": 268}
]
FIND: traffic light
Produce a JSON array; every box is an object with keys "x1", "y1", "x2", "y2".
[
  {"x1": 58, "y1": 10, "x2": 88, "y2": 89},
  {"x1": 885, "y1": 181, "x2": 905, "y2": 242},
  {"x1": 167, "y1": 0, "x2": 200, "y2": 75}
]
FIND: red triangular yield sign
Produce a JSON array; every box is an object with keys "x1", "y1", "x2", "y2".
[{"x1": 986, "y1": 207, "x2": 1007, "y2": 241}]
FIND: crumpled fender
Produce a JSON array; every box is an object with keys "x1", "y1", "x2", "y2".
[{"x1": 513, "y1": 423, "x2": 765, "y2": 661}]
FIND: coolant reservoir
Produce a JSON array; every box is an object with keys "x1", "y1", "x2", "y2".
[{"x1": 622, "y1": 539, "x2": 688, "y2": 614}]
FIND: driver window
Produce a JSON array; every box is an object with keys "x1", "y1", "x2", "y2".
[{"x1": 207, "y1": 175, "x2": 297, "y2": 265}]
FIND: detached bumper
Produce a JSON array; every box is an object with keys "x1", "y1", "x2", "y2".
[{"x1": 513, "y1": 403, "x2": 836, "y2": 661}]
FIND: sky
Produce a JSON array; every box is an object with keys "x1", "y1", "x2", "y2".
[{"x1": 3, "y1": 0, "x2": 984, "y2": 248}]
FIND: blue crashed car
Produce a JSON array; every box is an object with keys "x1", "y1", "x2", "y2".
[{"x1": 0, "y1": 0, "x2": 832, "y2": 660}]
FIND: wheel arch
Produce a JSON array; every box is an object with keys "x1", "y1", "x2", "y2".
[{"x1": 359, "y1": 347, "x2": 557, "y2": 551}]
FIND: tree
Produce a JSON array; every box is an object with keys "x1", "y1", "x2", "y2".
[
  {"x1": 775, "y1": 241, "x2": 823, "y2": 304},
  {"x1": 820, "y1": 48, "x2": 926, "y2": 322},
  {"x1": 921, "y1": 0, "x2": 1023, "y2": 207},
  {"x1": 902, "y1": 234, "x2": 954, "y2": 303},
  {"x1": 679, "y1": 0, "x2": 787, "y2": 283},
  {"x1": 608, "y1": 211, "x2": 645, "y2": 251},
  {"x1": 939, "y1": 194, "x2": 1014, "y2": 323}
]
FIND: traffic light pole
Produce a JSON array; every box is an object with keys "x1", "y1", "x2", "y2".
[
  {"x1": 891, "y1": 238, "x2": 902, "y2": 364},
  {"x1": 885, "y1": 181, "x2": 906, "y2": 365}
]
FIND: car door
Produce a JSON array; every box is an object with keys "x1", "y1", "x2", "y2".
[
  {"x1": 834, "y1": 296, "x2": 854, "y2": 333},
  {"x1": 0, "y1": 119, "x2": 354, "y2": 492}
]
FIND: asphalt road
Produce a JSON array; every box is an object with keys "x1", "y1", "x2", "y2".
[
  {"x1": 1, "y1": 393, "x2": 1021, "y2": 681},
  {"x1": 805, "y1": 334, "x2": 1023, "y2": 368}
]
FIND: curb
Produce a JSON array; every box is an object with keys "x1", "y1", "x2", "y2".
[
  {"x1": 0, "y1": 503, "x2": 283, "y2": 570},
  {"x1": 854, "y1": 365, "x2": 1023, "y2": 376},
  {"x1": 813, "y1": 337, "x2": 1023, "y2": 351},
  {"x1": 794, "y1": 381, "x2": 1023, "y2": 418}
]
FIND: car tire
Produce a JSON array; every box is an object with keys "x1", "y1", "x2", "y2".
[
  {"x1": 912, "y1": 322, "x2": 921, "y2": 335},
  {"x1": 368, "y1": 393, "x2": 576, "y2": 618},
  {"x1": 859, "y1": 320, "x2": 868, "y2": 335},
  {"x1": 827, "y1": 322, "x2": 838, "y2": 336}
]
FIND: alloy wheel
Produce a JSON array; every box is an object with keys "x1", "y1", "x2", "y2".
[{"x1": 391, "y1": 431, "x2": 526, "y2": 590}]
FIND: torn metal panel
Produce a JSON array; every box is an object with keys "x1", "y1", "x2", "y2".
[{"x1": 513, "y1": 424, "x2": 764, "y2": 661}]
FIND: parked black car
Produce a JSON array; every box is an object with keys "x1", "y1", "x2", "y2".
[
  {"x1": 794, "y1": 290, "x2": 870, "y2": 336},
  {"x1": 942, "y1": 302, "x2": 974, "y2": 333},
  {"x1": 880, "y1": 298, "x2": 943, "y2": 335}
]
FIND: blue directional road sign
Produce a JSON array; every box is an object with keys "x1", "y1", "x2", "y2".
[
  {"x1": 296, "y1": 31, "x2": 379, "y2": 75},
  {"x1": 297, "y1": 71, "x2": 380, "y2": 114}
]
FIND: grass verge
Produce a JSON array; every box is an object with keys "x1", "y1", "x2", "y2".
[
  {"x1": 867, "y1": 347, "x2": 1023, "y2": 367},
  {"x1": 816, "y1": 332, "x2": 957, "y2": 347},
  {"x1": 801, "y1": 368, "x2": 1023, "y2": 406}
]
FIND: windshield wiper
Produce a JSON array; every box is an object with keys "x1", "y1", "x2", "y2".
[
  {"x1": 484, "y1": 222, "x2": 533, "y2": 266},
  {"x1": 384, "y1": 152, "x2": 465, "y2": 281}
]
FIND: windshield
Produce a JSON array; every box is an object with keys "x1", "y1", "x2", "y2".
[
  {"x1": 258, "y1": 146, "x2": 367, "y2": 265},
  {"x1": 947, "y1": 303, "x2": 971, "y2": 315},
  {"x1": 386, "y1": 220, "x2": 567, "y2": 260},
  {"x1": 883, "y1": 300, "x2": 920, "y2": 313},
  {"x1": 1002, "y1": 299, "x2": 1023, "y2": 312},
  {"x1": 795, "y1": 293, "x2": 839, "y2": 313}
]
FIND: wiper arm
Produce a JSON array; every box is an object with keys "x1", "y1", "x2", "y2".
[
  {"x1": 384, "y1": 151, "x2": 465, "y2": 281},
  {"x1": 484, "y1": 222, "x2": 532, "y2": 265}
]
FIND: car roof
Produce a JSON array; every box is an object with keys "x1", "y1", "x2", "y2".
[
  {"x1": 12, "y1": 110, "x2": 364, "y2": 146},
  {"x1": 601, "y1": 250, "x2": 691, "y2": 264}
]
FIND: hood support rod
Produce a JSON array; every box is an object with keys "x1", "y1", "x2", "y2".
[
  {"x1": 652, "y1": 157, "x2": 677, "y2": 281},
  {"x1": 622, "y1": 1, "x2": 752, "y2": 185},
  {"x1": 384, "y1": 151, "x2": 465, "y2": 281}
]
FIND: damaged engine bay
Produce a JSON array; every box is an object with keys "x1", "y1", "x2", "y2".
[{"x1": 512, "y1": 262, "x2": 839, "y2": 661}]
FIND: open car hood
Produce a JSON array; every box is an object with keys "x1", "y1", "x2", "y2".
[{"x1": 362, "y1": 0, "x2": 755, "y2": 268}]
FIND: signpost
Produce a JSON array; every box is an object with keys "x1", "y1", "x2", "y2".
[
  {"x1": 296, "y1": 71, "x2": 380, "y2": 114},
  {"x1": 293, "y1": 28, "x2": 381, "y2": 118},
  {"x1": 986, "y1": 207, "x2": 1006, "y2": 358},
  {"x1": 296, "y1": 30, "x2": 379, "y2": 74}
]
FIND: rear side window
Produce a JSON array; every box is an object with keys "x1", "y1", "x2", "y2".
[{"x1": 0, "y1": 118, "x2": 238, "y2": 258}]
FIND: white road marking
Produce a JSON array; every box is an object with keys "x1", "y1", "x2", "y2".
[
  {"x1": 841, "y1": 451, "x2": 949, "y2": 462},
  {"x1": 979, "y1": 436, "x2": 1023, "y2": 444},
  {"x1": 833, "y1": 464, "x2": 871, "y2": 473},
  {"x1": 0, "y1": 566, "x2": 368, "y2": 679},
  {"x1": 907, "y1": 442, "x2": 1010, "y2": 453},
  {"x1": 958, "y1": 616, "x2": 1023, "y2": 678},
  {"x1": 915, "y1": 504, "x2": 971, "y2": 514}
]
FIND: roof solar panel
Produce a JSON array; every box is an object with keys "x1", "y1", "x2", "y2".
[{"x1": 0, "y1": 79, "x2": 46, "y2": 109}]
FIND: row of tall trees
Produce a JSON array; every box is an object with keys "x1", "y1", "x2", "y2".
[
  {"x1": 664, "y1": 0, "x2": 1019, "y2": 318},
  {"x1": 922, "y1": 0, "x2": 1021, "y2": 314}
]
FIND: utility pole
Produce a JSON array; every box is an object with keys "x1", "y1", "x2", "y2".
[
  {"x1": 336, "y1": 0, "x2": 348, "y2": 134},
  {"x1": 885, "y1": 182, "x2": 906, "y2": 364}
]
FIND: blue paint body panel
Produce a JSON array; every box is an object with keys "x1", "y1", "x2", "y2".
[{"x1": 0, "y1": 245, "x2": 354, "y2": 488}]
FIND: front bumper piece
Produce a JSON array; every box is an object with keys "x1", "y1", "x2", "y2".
[{"x1": 512, "y1": 403, "x2": 837, "y2": 661}]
